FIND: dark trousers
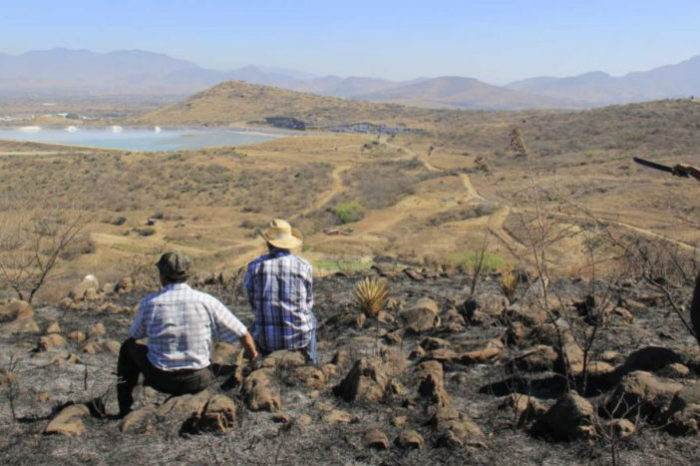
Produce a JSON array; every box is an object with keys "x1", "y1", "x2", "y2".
[
  {"x1": 117, "y1": 338, "x2": 213, "y2": 415},
  {"x1": 692, "y1": 273, "x2": 700, "y2": 346}
]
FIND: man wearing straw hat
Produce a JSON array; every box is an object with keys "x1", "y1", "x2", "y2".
[{"x1": 244, "y1": 219, "x2": 317, "y2": 363}]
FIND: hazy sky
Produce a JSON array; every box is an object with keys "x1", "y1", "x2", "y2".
[{"x1": 2, "y1": 0, "x2": 699, "y2": 83}]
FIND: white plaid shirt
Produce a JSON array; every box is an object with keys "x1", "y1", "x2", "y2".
[
  {"x1": 129, "y1": 283, "x2": 248, "y2": 371},
  {"x1": 244, "y1": 250, "x2": 314, "y2": 352}
]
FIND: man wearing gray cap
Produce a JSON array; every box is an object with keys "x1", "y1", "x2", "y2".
[{"x1": 117, "y1": 251, "x2": 257, "y2": 418}]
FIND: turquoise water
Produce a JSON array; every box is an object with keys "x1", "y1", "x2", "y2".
[{"x1": 0, "y1": 126, "x2": 283, "y2": 152}]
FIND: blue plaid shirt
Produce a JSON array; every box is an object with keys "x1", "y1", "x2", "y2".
[
  {"x1": 130, "y1": 283, "x2": 248, "y2": 371},
  {"x1": 244, "y1": 250, "x2": 314, "y2": 352}
]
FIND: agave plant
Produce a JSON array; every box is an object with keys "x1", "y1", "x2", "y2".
[{"x1": 354, "y1": 277, "x2": 389, "y2": 318}]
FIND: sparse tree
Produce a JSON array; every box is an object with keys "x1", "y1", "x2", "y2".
[{"x1": 0, "y1": 207, "x2": 88, "y2": 303}]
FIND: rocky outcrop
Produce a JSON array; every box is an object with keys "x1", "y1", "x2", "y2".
[
  {"x1": 399, "y1": 298, "x2": 441, "y2": 333},
  {"x1": 605, "y1": 371, "x2": 683, "y2": 421},
  {"x1": 242, "y1": 369, "x2": 281, "y2": 412},
  {"x1": 0, "y1": 300, "x2": 39, "y2": 333},
  {"x1": 532, "y1": 391, "x2": 595, "y2": 441},
  {"x1": 415, "y1": 360, "x2": 451, "y2": 407},
  {"x1": 334, "y1": 357, "x2": 389, "y2": 403},
  {"x1": 45, "y1": 404, "x2": 90, "y2": 436}
]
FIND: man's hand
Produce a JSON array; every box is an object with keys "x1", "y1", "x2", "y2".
[{"x1": 241, "y1": 332, "x2": 258, "y2": 360}]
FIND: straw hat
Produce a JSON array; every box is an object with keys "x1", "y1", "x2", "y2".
[{"x1": 261, "y1": 219, "x2": 303, "y2": 250}]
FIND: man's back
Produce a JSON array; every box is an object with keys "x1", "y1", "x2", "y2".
[
  {"x1": 245, "y1": 250, "x2": 314, "y2": 352},
  {"x1": 130, "y1": 283, "x2": 247, "y2": 370}
]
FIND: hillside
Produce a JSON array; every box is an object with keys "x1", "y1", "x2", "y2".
[
  {"x1": 355, "y1": 76, "x2": 572, "y2": 110},
  {"x1": 130, "y1": 80, "x2": 431, "y2": 127},
  {"x1": 508, "y1": 55, "x2": 700, "y2": 105}
]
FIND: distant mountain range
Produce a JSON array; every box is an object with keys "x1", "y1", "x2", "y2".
[{"x1": 2, "y1": 48, "x2": 700, "y2": 110}]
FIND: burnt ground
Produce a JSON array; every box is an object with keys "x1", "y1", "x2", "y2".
[{"x1": 0, "y1": 269, "x2": 699, "y2": 465}]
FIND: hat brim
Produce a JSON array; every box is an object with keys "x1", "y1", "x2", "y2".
[{"x1": 261, "y1": 227, "x2": 303, "y2": 249}]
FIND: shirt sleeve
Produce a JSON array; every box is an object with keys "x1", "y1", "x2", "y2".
[
  {"x1": 305, "y1": 264, "x2": 314, "y2": 310},
  {"x1": 129, "y1": 301, "x2": 147, "y2": 339},
  {"x1": 209, "y1": 298, "x2": 248, "y2": 343},
  {"x1": 244, "y1": 263, "x2": 255, "y2": 309}
]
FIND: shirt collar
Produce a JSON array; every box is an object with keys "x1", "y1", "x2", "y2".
[
  {"x1": 268, "y1": 248, "x2": 291, "y2": 258},
  {"x1": 163, "y1": 282, "x2": 190, "y2": 291}
]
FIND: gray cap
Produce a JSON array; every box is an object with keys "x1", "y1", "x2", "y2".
[{"x1": 156, "y1": 251, "x2": 191, "y2": 282}]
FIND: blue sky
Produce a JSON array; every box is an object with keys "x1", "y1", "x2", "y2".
[{"x1": 2, "y1": 0, "x2": 699, "y2": 83}]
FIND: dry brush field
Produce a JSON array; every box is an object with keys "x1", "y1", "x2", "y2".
[{"x1": 0, "y1": 92, "x2": 699, "y2": 464}]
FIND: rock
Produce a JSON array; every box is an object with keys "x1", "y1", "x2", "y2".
[
  {"x1": 415, "y1": 360, "x2": 451, "y2": 407},
  {"x1": 83, "y1": 340, "x2": 121, "y2": 355},
  {"x1": 156, "y1": 390, "x2": 211, "y2": 419},
  {"x1": 460, "y1": 293, "x2": 508, "y2": 319},
  {"x1": 532, "y1": 391, "x2": 596, "y2": 441},
  {"x1": 612, "y1": 307, "x2": 634, "y2": 323},
  {"x1": 120, "y1": 406, "x2": 156, "y2": 434},
  {"x1": 658, "y1": 363, "x2": 690, "y2": 378},
  {"x1": 431, "y1": 407, "x2": 485, "y2": 448},
  {"x1": 70, "y1": 274, "x2": 100, "y2": 301},
  {"x1": 506, "y1": 321, "x2": 528, "y2": 346},
  {"x1": 664, "y1": 382, "x2": 700, "y2": 435},
  {"x1": 392, "y1": 415, "x2": 408, "y2": 427},
  {"x1": 296, "y1": 414, "x2": 312, "y2": 425},
  {"x1": 441, "y1": 308, "x2": 467, "y2": 332},
  {"x1": 115, "y1": 276, "x2": 133, "y2": 294},
  {"x1": 409, "y1": 345, "x2": 427, "y2": 360},
  {"x1": 556, "y1": 339, "x2": 584, "y2": 375},
  {"x1": 88, "y1": 322, "x2": 106, "y2": 338},
  {"x1": 0, "y1": 300, "x2": 33, "y2": 322},
  {"x1": 290, "y1": 365, "x2": 327, "y2": 389},
  {"x1": 320, "y1": 363, "x2": 338, "y2": 380},
  {"x1": 45, "y1": 404, "x2": 90, "y2": 436},
  {"x1": 59, "y1": 297, "x2": 75, "y2": 310},
  {"x1": 184, "y1": 394, "x2": 237, "y2": 435},
  {"x1": 396, "y1": 430, "x2": 424, "y2": 449},
  {"x1": 420, "y1": 337, "x2": 452, "y2": 351},
  {"x1": 605, "y1": 371, "x2": 683, "y2": 421},
  {"x1": 460, "y1": 339, "x2": 504, "y2": 364},
  {"x1": 502, "y1": 303, "x2": 548, "y2": 327},
  {"x1": 38, "y1": 392, "x2": 51, "y2": 403},
  {"x1": 331, "y1": 349, "x2": 351, "y2": 368},
  {"x1": 422, "y1": 348, "x2": 460, "y2": 363},
  {"x1": 44, "y1": 321, "x2": 61, "y2": 334},
  {"x1": 68, "y1": 331, "x2": 87, "y2": 342},
  {"x1": 333, "y1": 357, "x2": 389, "y2": 403},
  {"x1": 620, "y1": 346, "x2": 682, "y2": 374},
  {"x1": 498, "y1": 393, "x2": 546, "y2": 425},
  {"x1": 0, "y1": 300, "x2": 39, "y2": 333},
  {"x1": 601, "y1": 418, "x2": 636, "y2": 438},
  {"x1": 322, "y1": 409, "x2": 355, "y2": 424},
  {"x1": 38, "y1": 334, "x2": 67, "y2": 351},
  {"x1": 600, "y1": 350, "x2": 621, "y2": 363},
  {"x1": 586, "y1": 361, "x2": 616, "y2": 376},
  {"x1": 104, "y1": 340, "x2": 122, "y2": 355},
  {"x1": 512, "y1": 345, "x2": 558, "y2": 372},
  {"x1": 363, "y1": 428, "x2": 390, "y2": 450},
  {"x1": 242, "y1": 369, "x2": 281, "y2": 412},
  {"x1": 399, "y1": 298, "x2": 441, "y2": 333},
  {"x1": 260, "y1": 350, "x2": 307, "y2": 369},
  {"x1": 98, "y1": 302, "x2": 122, "y2": 314},
  {"x1": 383, "y1": 329, "x2": 404, "y2": 345}
]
